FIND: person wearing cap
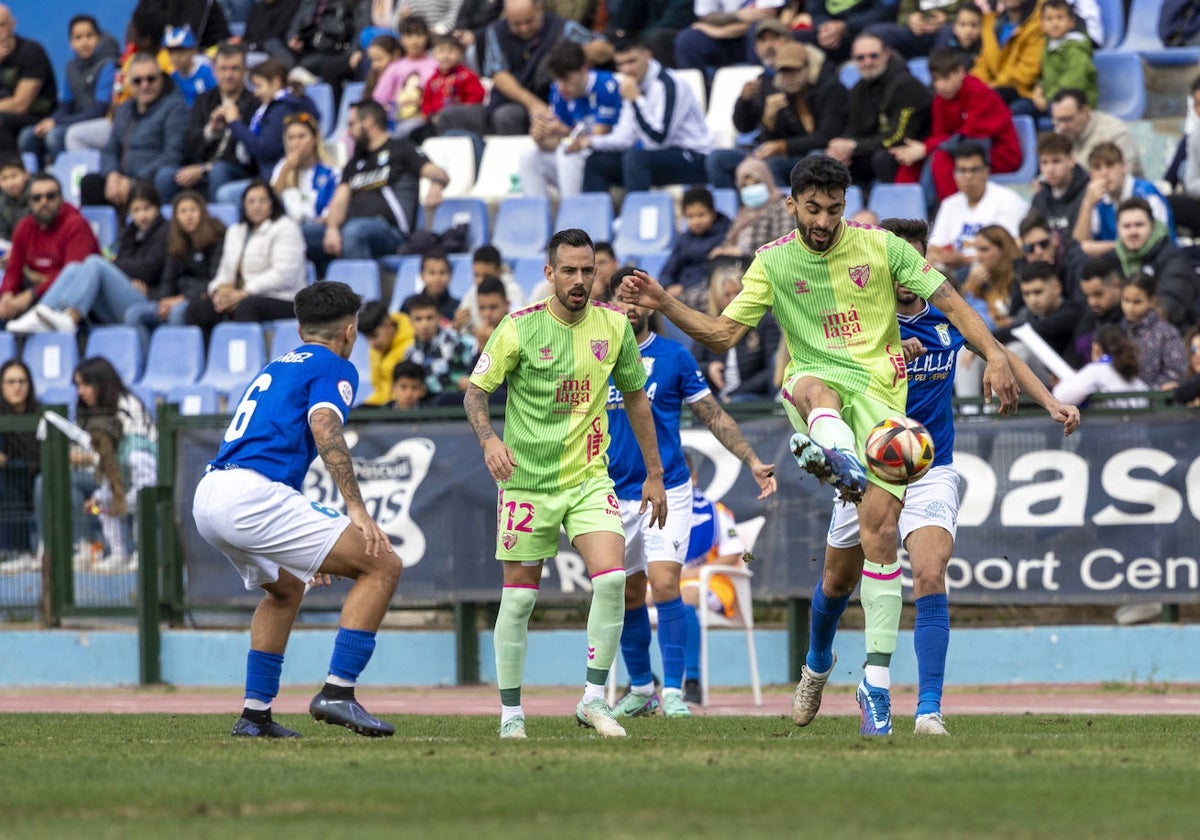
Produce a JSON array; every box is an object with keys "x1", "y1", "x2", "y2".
[
  {"x1": 164, "y1": 24, "x2": 216, "y2": 108},
  {"x1": 673, "y1": 3, "x2": 783, "y2": 79},
  {"x1": 705, "y1": 42, "x2": 847, "y2": 190}
]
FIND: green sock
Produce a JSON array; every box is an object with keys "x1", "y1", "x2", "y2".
[
  {"x1": 807, "y1": 407, "x2": 857, "y2": 454},
  {"x1": 861, "y1": 559, "x2": 902, "y2": 667},
  {"x1": 495, "y1": 585, "x2": 538, "y2": 707},
  {"x1": 584, "y1": 569, "x2": 626, "y2": 685}
]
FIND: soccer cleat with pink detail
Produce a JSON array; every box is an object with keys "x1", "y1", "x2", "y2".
[{"x1": 789, "y1": 432, "x2": 867, "y2": 504}]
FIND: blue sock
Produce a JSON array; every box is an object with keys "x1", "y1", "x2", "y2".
[
  {"x1": 620, "y1": 604, "x2": 654, "y2": 687},
  {"x1": 328, "y1": 627, "x2": 377, "y2": 684},
  {"x1": 245, "y1": 649, "x2": 284, "y2": 704},
  {"x1": 914, "y1": 593, "x2": 950, "y2": 716},
  {"x1": 806, "y1": 579, "x2": 849, "y2": 674},
  {"x1": 655, "y1": 597, "x2": 687, "y2": 690},
  {"x1": 683, "y1": 602, "x2": 701, "y2": 681}
]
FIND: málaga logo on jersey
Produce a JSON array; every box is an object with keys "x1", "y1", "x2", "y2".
[
  {"x1": 849, "y1": 264, "x2": 870, "y2": 288},
  {"x1": 303, "y1": 436, "x2": 435, "y2": 567},
  {"x1": 590, "y1": 339, "x2": 609, "y2": 361}
]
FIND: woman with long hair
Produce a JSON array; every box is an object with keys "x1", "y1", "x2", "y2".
[
  {"x1": 271, "y1": 111, "x2": 339, "y2": 223},
  {"x1": 0, "y1": 360, "x2": 41, "y2": 565},
  {"x1": 694, "y1": 264, "x2": 781, "y2": 403},
  {"x1": 959, "y1": 224, "x2": 1020, "y2": 330},
  {"x1": 1052, "y1": 325, "x2": 1149, "y2": 409}
]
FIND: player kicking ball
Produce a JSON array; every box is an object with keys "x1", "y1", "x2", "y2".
[
  {"x1": 465, "y1": 229, "x2": 667, "y2": 739},
  {"x1": 193, "y1": 282, "x2": 403, "y2": 739}
]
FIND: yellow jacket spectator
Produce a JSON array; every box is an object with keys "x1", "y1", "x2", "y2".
[
  {"x1": 358, "y1": 301, "x2": 415, "y2": 406},
  {"x1": 972, "y1": 0, "x2": 1044, "y2": 100}
]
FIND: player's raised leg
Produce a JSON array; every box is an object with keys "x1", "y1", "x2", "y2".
[
  {"x1": 573, "y1": 529, "x2": 628, "y2": 737},
  {"x1": 859, "y1": 557, "x2": 901, "y2": 736},
  {"x1": 786, "y1": 377, "x2": 868, "y2": 503}
]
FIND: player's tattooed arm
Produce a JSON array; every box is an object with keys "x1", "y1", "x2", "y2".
[
  {"x1": 689, "y1": 395, "x2": 777, "y2": 498},
  {"x1": 463, "y1": 383, "x2": 496, "y2": 443},
  {"x1": 310, "y1": 407, "x2": 363, "y2": 506}
]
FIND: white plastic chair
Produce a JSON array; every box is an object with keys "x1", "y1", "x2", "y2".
[
  {"x1": 698, "y1": 515, "x2": 765, "y2": 707},
  {"x1": 706, "y1": 65, "x2": 763, "y2": 149},
  {"x1": 420, "y1": 135, "x2": 477, "y2": 200},
  {"x1": 469, "y1": 135, "x2": 537, "y2": 202}
]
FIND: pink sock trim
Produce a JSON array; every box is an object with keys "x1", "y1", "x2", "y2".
[
  {"x1": 807, "y1": 407, "x2": 842, "y2": 430},
  {"x1": 590, "y1": 567, "x2": 625, "y2": 579},
  {"x1": 503, "y1": 583, "x2": 540, "y2": 590},
  {"x1": 862, "y1": 567, "x2": 902, "y2": 581}
]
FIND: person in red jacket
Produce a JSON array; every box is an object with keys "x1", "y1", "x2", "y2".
[
  {"x1": 413, "y1": 34, "x2": 485, "y2": 144},
  {"x1": 891, "y1": 47, "x2": 1021, "y2": 202},
  {"x1": 0, "y1": 172, "x2": 99, "y2": 325}
]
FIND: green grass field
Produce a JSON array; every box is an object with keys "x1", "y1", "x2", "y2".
[{"x1": 3, "y1": 713, "x2": 1199, "y2": 839}]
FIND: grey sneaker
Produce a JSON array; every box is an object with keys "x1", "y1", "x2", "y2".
[
  {"x1": 914, "y1": 712, "x2": 949, "y2": 735},
  {"x1": 660, "y1": 692, "x2": 691, "y2": 718},
  {"x1": 498, "y1": 716, "x2": 527, "y2": 739},
  {"x1": 612, "y1": 689, "x2": 660, "y2": 718},
  {"x1": 791, "y1": 653, "x2": 836, "y2": 726},
  {"x1": 575, "y1": 697, "x2": 626, "y2": 737}
]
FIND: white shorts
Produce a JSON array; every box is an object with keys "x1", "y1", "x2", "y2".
[
  {"x1": 193, "y1": 468, "x2": 352, "y2": 591},
  {"x1": 827, "y1": 464, "x2": 961, "y2": 549},
  {"x1": 619, "y1": 480, "x2": 693, "y2": 576}
]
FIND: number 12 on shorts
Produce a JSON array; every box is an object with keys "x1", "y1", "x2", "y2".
[{"x1": 502, "y1": 500, "x2": 534, "y2": 533}]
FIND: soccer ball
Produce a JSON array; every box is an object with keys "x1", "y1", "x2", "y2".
[{"x1": 864, "y1": 417, "x2": 934, "y2": 484}]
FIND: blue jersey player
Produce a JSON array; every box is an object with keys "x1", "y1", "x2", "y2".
[
  {"x1": 606, "y1": 277, "x2": 776, "y2": 719},
  {"x1": 817, "y1": 220, "x2": 1079, "y2": 736},
  {"x1": 192, "y1": 282, "x2": 403, "y2": 739}
]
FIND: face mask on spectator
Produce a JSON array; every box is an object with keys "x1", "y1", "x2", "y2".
[{"x1": 740, "y1": 183, "x2": 771, "y2": 209}]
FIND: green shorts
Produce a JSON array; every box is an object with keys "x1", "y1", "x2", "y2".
[
  {"x1": 782, "y1": 373, "x2": 906, "y2": 501},
  {"x1": 495, "y1": 474, "x2": 624, "y2": 562}
]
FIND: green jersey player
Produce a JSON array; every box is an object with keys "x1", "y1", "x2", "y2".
[
  {"x1": 617, "y1": 155, "x2": 1020, "y2": 730},
  {"x1": 465, "y1": 228, "x2": 667, "y2": 740}
]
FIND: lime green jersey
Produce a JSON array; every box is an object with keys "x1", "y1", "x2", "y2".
[
  {"x1": 470, "y1": 299, "x2": 647, "y2": 492},
  {"x1": 723, "y1": 221, "x2": 946, "y2": 412}
]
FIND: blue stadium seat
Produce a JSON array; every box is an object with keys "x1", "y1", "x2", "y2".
[
  {"x1": 80, "y1": 206, "x2": 120, "y2": 251},
  {"x1": 844, "y1": 185, "x2": 865, "y2": 220},
  {"x1": 491, "y1": 196, "x2": 553, "y2": 260},
  {"x1": 1095, "y1": 51, "x2": 1147, "y2": 120},
  {"x1": 555, "y1": 192, "x2": 615, "y2": 242},
  {"x1": 305, "y1": 83, "x2": 335, "y2": 139},
  {"x1": 614, "y1": 192, "x2": 677, "y2": 259},
  {"x1": 130, "y1": 383, "x2": 157, "y2": 420},
  {"x1": 0, "y1": 330, "x2": 15, "y2": 363},
  {"x1": 1119, "y1": 0, "x2": 1200, "y2": 63},
  {"x1": 867, "y1": 183, "x2": 927, "y2": 222},
  {"x1": 52, "y1": 149, "x2": 100, "y2": 206},
  {"x1": 1096, "y1": 0, "x2": 1126, "y2": 48},
  {"x1": 199, "y1": 322, "x2": 267, "y2": 401},
  {"x1": 268, "y1": 319, "x2": 301, "y2": 359},
  {"x1": 430, "y1": 197, "x2": 489, "y2": 252},
  {"x1": 711, "y1": 188, "x2": 739, "y2": 221},
  {"x1": 85, "y1": 325, "x2": 143, "y2": 384},
  {"x1": 449, "y1": 253, "x2": 475, "y2": 299},
  {"x1": 166, "y1": 383, "x2": 219, "y2": 415},
  {"x1": 907, "y1": 57, "x2": 931, "y2": 86},
  {"x1": 207, "y1": 203, "x2": 240, "y2": 227},
  {"x1": 328, "y1": 81, "x2": 366, "y2": 142},
  {"x1": 990, "y1": 115, "x2": 1039, "y2": 187},
  {"x1": 511, "y1": 256, "x2": 549, "y2": 297},
  {"x1": 137, "y1": 325, "x2": 205, "y2": 395},
  {"x1": 839, "y1": 62, "x2": 860, "y2": 89},
  {"x1": 39, "y1": 385, "x2": 78, "y2": 416},
  {"x1": 348, "y1": 335, "x2": 372, "y2": 406},
  {"x1": 21, "y1": 151, "x2": 37, "y2": 174},
  {"x1": 625, "y1": 251, "x2": 670, "y2": 279},
  {"x1": 386, "y1": 255, "x2": 422, "y2": 311},
  {"x1": 325, "y1": 259, "x2": 382, "y2": 301},
  {"x1": 22, "y1": 333, "x2": 79, "y2": 394}
]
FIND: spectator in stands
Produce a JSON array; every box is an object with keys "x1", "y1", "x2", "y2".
[
  {"x1": 936, "y1": 5, "x2": 983, "y2": 62},
  {"x1": 0, "y1": 5, "x2": 57, "y2": 156},
  {"x1": 358, "y1": 299, "x2": 415, "y2": 406},
  {"x1": 867, "y1": 0, "x2": 966, "y2": 60},
  {"x1": 605, "y1": 0, "x2": 694, "y2": 67},
  {"x1": 0, "y1": 154, "x2": 29, "y2": 246},
  {"x1": 673, "y1": 2, "x2": 780, "y2": 78},
  {"x1": 1110, "y1": 197, "x2": 1199, "y2": 332},
  {"x1": 693, "y1": 263, "x2": 780, "y2": 403},
  {"x1": 1170, "y1": 328, "x2": 1200, "y2": 406},
  {"x1": 363, "y1": 35, "x2": 408, "y2": 126},
  {"x1": 124, "y1": 191, "x2": 226, "y2": 348},
  {"x1": 660, "y1": 186, "x2": 731, "y2": 309},
  {"x1": 517, "y1": 40, "x2": 622, "y2": 200},
  {"x1": 17, "y1": 15, "x2": 117, "y2": 167},
  {"x1": 390, "y1": 359, "x2": 431, "y2": 410},
  {"x1": 711, "y1": 20, "x2": 790, "y2": 166},
  {"x1": 1074, "y1": 144, "x2": 1173, "y2": 258},
  {"x1": 401, "y1": 250, "x2": 459, "y2": 319},
  {"x1": 186, "y1": 179, "x2": 308, "y2": 335},
  {"x1": 470, "y1": 274, "x2": 510, "y2": 350},
  {"x1": 927, "y1": 142, "x2": 1029, "y2": 275},
  {"x1": 370, "y1": 23, "x2": 439, "y2": 134},
  {"x1": 1071, "y1": 257, "x2": 1125, "y2": 366},
  {"x1": 414, "y1": 33, "x2": 486, "y2": 144},
  {"x1": 403, "y1": 291, "x2": 477, "y2": 401},
  {"x1": 1167, "y1": 76, "x2": 1200, "y2": 240},
  {"x1": 794, "y1": 0, "x2": 891, "y2": 65},
  {"x1": 1160, "y1": 0, "x2": 1200, "y2": 48},
  {"x1": 1024, "y1": 0, "x2": 1096, "y2": 126},
  {"x1": 1121, "y1": 272, "x2": 1188, "y2": 390},
  {"x1": 456, "y1": 244, "x2": 524, "y2": 332},
  {"x1": 824, "y1": 33, "x2": 931, "y2": 188},
  {"x1": 9, "y1": 181, "x2": 167, "y2": 335},
  {"x1": 709, "y1": 156, "x2": 796, "y2": 260},
  {"x1": 311, "y1": 99, "x2": 450, "y2": 274},
  {"x1": 0, "y1": 173, "x2": 98, "y2": 327},
  {"x1": 956, "y1": 223, "x2": 1021, "y2": 331},
  {"x1": 164, "y1": 25, "x2": 216, "y2": 108},
  {"x1": 575, "y1": 37, "x2": 713, "y2": 193},
  {"x1": 890, "y1": 47, "x2": 1021, "y2": 204},
  {"x1": 1017, "y1": 212, "x2": 1085, "y2": 301},
  {"x1": 452, "y1": 0, "x2": 504, "y2": 71},
  {"x1": 1030, "y1": 131, "x2": 1088, "y2": 234},
  {"x1": 971, "y1": 0, "x2": 1042, "y2": 109},
  {"x1": 386, "y1": 0, "x2": 465, "y2": 36},
  {"x1": 439, "y1": 0, "x2": 603, "y2": 137},
  {"x1": 134, "y1": 0, "x2": 231, "y2": 51},
  {"x1": 1052, "y1": 325, "x2": 1149, "y2": 409},
  {"x1": 243, "y1": 0, "x2": 301, "y2": 67},
  {"x1": 994, "y1": 261, "x2": 1086, "y2": 364},
  {"x1": 171, "y1": 41, "x2": 258, "y2": 202},
  {"x1": 271, "y1": 112, "x2": 339, "y2": 224},
  {"x1": 1050, "y1": 87, "x2": 1141, "y2": 177},
  {"x1": 287, "y1": 0, "x2": 370, "y2": 92},
  {"x1": 0, "y1": 358, "x2": 39, "y2": 566},
  {"x1": 79, "y1": 53, "x2": 188, "y2": 212},
  {"x1": 706, "y1": 42, "x2": 846, "y2": 190}
]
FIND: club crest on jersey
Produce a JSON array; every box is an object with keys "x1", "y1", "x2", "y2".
[
  {"x1": 502, "y1": 532, "x2": 518, "y2": 551},
  {"x1": 642, "y1": 357, "x2": 654, "y2": 377},
  {"x1": 936, "y1": 323, "x2": 951, "y2": 346},
  {"x1": 338, "y1": 380, "x2": 353, "y2": 406},
  {"x1": 472, "y1": 352, "x2": 492, "y2": 375},
  {"x1": 591, "y1": 339, "x2": 609, "y2": 361},
  {"x1": 849, "y1": 264, "x2": 870, "y2": 288}
]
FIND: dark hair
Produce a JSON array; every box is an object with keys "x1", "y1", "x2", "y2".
[
  {"x1": 249, "y1": 57, "x2": 289, "y2": 85},
  {"x1": 240, "y1": 180, "x2": 285, "y2": 226},
  {"x1": 611, "y1": 36, "x2": 648, "y2": 55},
  {"x1": 358, "y1": 299, "x2": 390, "y2": 335},
  {"x1": 1094, "y1": 325, "x2": 1141, "y2": 380},
  {"x1": 1087, "y1": 141, "x2": 1124, "y2": 168},
  {"x1": 74, "y1": 357, "x2": 130, "y2": 412},
  {"x1": 0, "y1": 154, "x2": 26, "y2": 173},
  {"x1": 1036, "y1": 131, "x2": 1073, "y2": 157},
  {"x1": 682, "y1": 185, "x2": 715, "y2": 212},
  {"x1": 473, "y1": 244, "x2": 502, "y2": 265},
  {"x1": 610, "y1": 265, "x2": 638, "y2": 288},
  {"x1": 68, "y1": 15, "x2": 99, "y2": 36},
  {"x1": 0, "y1": 359, "x2": 38, "y2": 411},
  {"x1": 127, "y1": 180, "x2": 161, "y2": 211},
  {"x1": 1019, "y1": 261, "x2": 1059, "y2": 284},
  {"x1": 1041, "y1": 0, "x2": 1074, "y2": 13},
  {"x1": 1192, "y1": 74, "x2": 1200, "y2": 96},
  {"x1": 421, "y1": 250, "x2": 450, "y2": 271},
  {"x1": 1018, "y1": 213, "x2": 1050, "y2": 238},
  {"x1": 1051, "y1": 87, "x2": 1089, "y2": 109},
  {"x1": 1116, "y1": 196, "x2": 1154, "y2": 223},
  {"x1": 130, "y1": 8, "x2": 166, "y2": 49},
  {"x1": 927, "y1": 47, "x2": 966, "y2": 77},
  {"x1": 431, "y1": 33, "x2": 464, "y2": 52},
  {"x1": 955, "y1": 4, "x2": 982, "y2": 18},
  {"x1": 405, "y1": 293, "x2": 438, "y2": 314},
  {"x1": 1125, "y1": 271, "x2": 1158, "y2": 298},
  {"x1": 879, "y1": 218, "x2": 929, "y2": 254},
  {"x1": 214, "y1": 40, "x2": 247, "y2": 61},
  {"x1": 392, "y1": 360, "x2": 426, "y2": 382},
  {"x1": 951, "y1": 141, "x2": 988, "y2": 164},
  {"x1": 294, "y1": 281, "x2": 363, "y2": 338},
  {"x1": 365, "y1": 35, "x2": 401, "y2": 96},
  {"x1": 167, "y1": 190, "x2": 224, "y2": 259},
  {"x1": 547, "y1": 228, "x2": 594, "y2": 266},
  {"x1": 595, "y1": 241, "x2": 615, "y2": 259},
  {"x1": 399, "y1": 14, "x2": 431, "y2": 41},
  {"x1": 477, "y1": 276, "x2": 507, "y2": 299},
  {"x1": 546, "y1": 40, "x2": 587, "y2": 79},
  {"x1": 29, "y1": 172, "x2": 60, "y2": 192},
  {"x1": 1079, "y1": 256, "x2": 1121, "y2": 285},
  {"x1": 351, "y1": 98, "x2": 389, "y2": 131},
  {"x1": 789, "y1": 155, "x2": 851, "y2": 199}
]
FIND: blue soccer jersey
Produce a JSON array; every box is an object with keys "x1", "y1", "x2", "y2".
[
  {"x1": 550, "y1": 69, "x2": 622, "y2": 131},
  {"x1": 606, "y1": 333, "x2": 709, "y2": 499},
  {"x1": 209, "y1": 344, "x2": 359, "y2": 490},
  {"x1": 898, "y1": 302, "x2": 965, "y2": 468}
]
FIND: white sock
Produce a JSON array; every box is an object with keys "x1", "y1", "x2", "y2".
[
  {"x1": 864, "y1": 664, "x2": 891, "y2": 690},
  {"x1": 631, "y1": 681, "x2": 656, "y2": 697},
  {"x1": 582, "y1": 681, "x2": 606, "y2": 703},
  {"x1": 662, "y1": 687, "x2": 683, "y2": 697},
  {"x1": 325, "y1": 674, "x2": 355, "y2": 687},
  {"x1": 243, "y1": 698, "x2": 270, "y2": 711},
  {"x1": 501, "y1": 703, "x2": 524, "y2": 723}
]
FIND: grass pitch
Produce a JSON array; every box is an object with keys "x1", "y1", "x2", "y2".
[{"x1": 3, "y1": 713, "x2": 1199, "y2": 839}]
